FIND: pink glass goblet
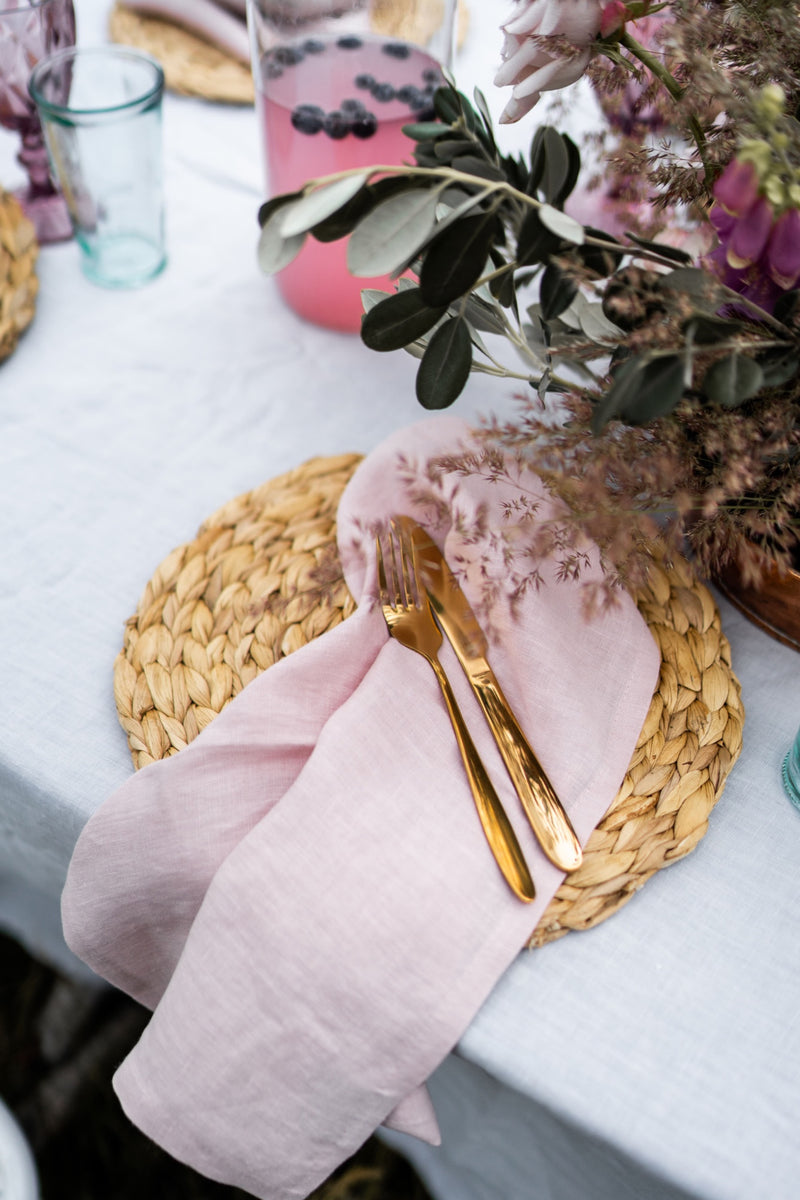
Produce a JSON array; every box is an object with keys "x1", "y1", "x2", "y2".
[{"x1": 0, "y1": 0, "x2": 75, "y2": 242}]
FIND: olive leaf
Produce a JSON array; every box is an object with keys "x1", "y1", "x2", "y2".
[
  {"x1": 361, "y1": 288, "x2": 446, "y2": 351},
  {"x1": 257, "y1": 205, "x2": 306, "y2": 274},
  {"x1": 576, "y1": 228, "x2": 625, "y2": 276},
  {"x1": 625, "y1": 355, "x2": 687, "y2": 422},
  {"x1": 360, "y1": 288, "x2": 393, "y2": 313},
  {"x1": 554, "y1": 133, "x2": 581, "y2": 207},
  {"x1": 462, "y1": 293, "x2": 508, "y2": 335},
  {"x1": 472, "y1": 87, "x2": 498, "y2": 155},
  {"x1": 279, "y1": 174, "x2": 370, "y2": 238},
  {"x1": 593, "y1": 354, "x2": 686, "y2": 431},
  {"x1": 517, "y1": 209, "x2": 563, "y2": 265},
  {"x1": 311, "y1": 175, "x2": 417, "y2": 243},
  {"x1": 540, "y1": 262, "x2": 578, "y2": 321},
  {"x1": 592, "y1": 356, "x2": 644, "y2": 431},
  {"x1": 347, "y1": 188, "x2": 441, "y2": 277},
  {"x1": 526, "y1": 126, "x2": 547, "y2": 197},
  {"x1": 683, "y1": 314, "x2": 744, "y2": 344},
  {"x1": 703, "y1": 354, "x2": 764, "y2": 407},
  {"x1": 540, "y1": 128, "x2": 575, "y2": 205},
  {"x1": 561, "y1": 291, "x2": 622, "y2": 342},
  {"x1": 624, "y1": 232, "x2": 692, "y2": 265},
  {"x1": 488, "y1": 247, "x2": 516, "y2": 308},
  {"x1": 402, "y1": 120, "x2": 450, "y2": 142},
  {"x1": 538, "y1": 204, "x2": 585, "y2": 246},
  {"x1": 433, "y1": 86, "x2": 462, "y2": 125},
  {"x1": 420, "y1": 211, "x2": 499, "y2": 307},
  {"x1": 433, "y1": 138, "x2": 478, "y2": 161},
  {"x1": 756, "y1": 348, "x2": 800, "y2": 388},
  {"x1": 662, "y1": 267, "x2": 722, "y2": 298},
  {"x1": 448, "y1": 155, "x2": 506, "y2": 182},
  {"x1": 258, "y1": 190, "x2": 303, "y2": 229},
  {"x1": 415, "y1": 316, "x2": 473, "y2": 408}
]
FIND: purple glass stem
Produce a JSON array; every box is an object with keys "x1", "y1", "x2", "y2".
[{"x1": 0, "y1": 0, "x2": 76, "y2": 242}]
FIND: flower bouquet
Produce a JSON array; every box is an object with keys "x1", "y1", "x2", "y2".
[{"x1": 257, "y1": 0, "x2": 800, "y2": 618}]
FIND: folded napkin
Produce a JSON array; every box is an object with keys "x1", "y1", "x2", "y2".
[
  {"x1": 62, "y1": 416, "x2": 660, "y2": 1199},
  {"x1": 125, "y1": 0, "x2": 251, "y2": 64}
]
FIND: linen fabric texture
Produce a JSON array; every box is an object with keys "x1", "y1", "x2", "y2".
[{"x1": 61, "y1": 417, "x2": 661, "y2": 1199}]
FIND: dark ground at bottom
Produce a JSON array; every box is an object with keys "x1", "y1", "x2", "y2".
[{"x1": 0, "y1": 931, "x2": 432, "y2": 1200}]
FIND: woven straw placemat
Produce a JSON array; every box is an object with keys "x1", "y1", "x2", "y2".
[
  {"x1": 0, "y1": 190, "x2": 38, "y2": 366},
  {"x1": 109, "y1": 0, "x2": 469, "y2": 105},
  {"x1": 113, "y1": 454, "x2": 744, "y2": 947},
  {"x1": 109, "y1": 4, "x2": 254, "y2": 104}
]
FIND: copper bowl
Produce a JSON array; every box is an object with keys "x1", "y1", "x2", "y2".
[{"x1": 714, "y1": 555, "x2": 800, "y2": 653}]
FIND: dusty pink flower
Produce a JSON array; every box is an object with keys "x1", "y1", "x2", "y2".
[
  {"x1": 495, "y1": 0, "x2": 603, "y2": 123},
  {"x1": 766, "y1": 207, "x2": 800, "y2": 289},
  {"x1": 599, "y1": 1, "x2": 628, "y2": 37},
  {"x1": 726, "y1": 195, "x2": 774, "y2": 269},
  {"x1": 713, "y1": 158, "x2": 761, "y2": 217},
  {"x1": 705, "y1": 162, "x2": 800, "y2": 312}
]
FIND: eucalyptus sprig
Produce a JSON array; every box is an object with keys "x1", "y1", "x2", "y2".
[{"x1": 258, "y1": 81, "x2": 800, "y2": 419}]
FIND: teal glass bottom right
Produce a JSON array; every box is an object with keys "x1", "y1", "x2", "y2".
[{"x1": 783, "y1": 725, "x2": 800, "y2": 812}]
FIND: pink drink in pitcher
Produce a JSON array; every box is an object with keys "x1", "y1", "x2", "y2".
[{"x1": 256, "y1": 34, "x2": 442, "y2": 332}]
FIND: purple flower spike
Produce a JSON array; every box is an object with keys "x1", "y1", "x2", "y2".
[
  {"x1": 766, "y1": 207, "x2": 800, "y2": 289},
  {"x1": 713, "y1": 158, "x2": 760, "y2": 217},
  {"x1": 709, "y1": 202, "x2": 736, "y2": 238},
  {"x1": 727, "y1": 195, "x2": 773, "y2": 269}
]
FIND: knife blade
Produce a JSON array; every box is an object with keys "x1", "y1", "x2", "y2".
[{"x1": 405, "y1": 517, "x2": 583, "y2": 873}]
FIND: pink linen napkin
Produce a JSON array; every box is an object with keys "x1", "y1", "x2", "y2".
[{"x1": 62, "y1": 416, "x2": 660, "y2": 1199}]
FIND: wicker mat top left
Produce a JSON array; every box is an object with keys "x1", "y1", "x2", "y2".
[{"x1": 109, "y1": 4, "x2": 254, "y2": 104}]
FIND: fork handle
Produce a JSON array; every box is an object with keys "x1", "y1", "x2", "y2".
[{"x1": 430, "y1": 658, "x2": 536, "y2": 903}]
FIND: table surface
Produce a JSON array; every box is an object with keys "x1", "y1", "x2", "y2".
[{"x1": 1, "y1": 4, "x2": 799, "y2": 1200}]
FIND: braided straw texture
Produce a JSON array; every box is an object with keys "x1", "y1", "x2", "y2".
[
  {"x1": 109, "y1": 0, "x2": 469, "y2": 105},
  {"x1": 113, "y1": 455, "x2": 744, "y2": 946},
  {"x1": 0, "y1": 189, "x2": 38, "y2": 365},
  {"x1": 109, "y1": 4, "x2": 254, "y2": 104},
  {"x1": 371, "y1": 0, "x2": 470, "y2": 46}
]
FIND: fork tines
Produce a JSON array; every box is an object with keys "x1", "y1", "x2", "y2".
[{"x1": 376, "y1": 519, "x2": 420, "y2": 610}]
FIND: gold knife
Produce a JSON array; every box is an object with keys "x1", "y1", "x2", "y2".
[{"x1": 405, "y1": 517, "x2": 583, "y2": 873}]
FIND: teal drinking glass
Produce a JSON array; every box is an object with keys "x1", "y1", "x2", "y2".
[
  {"x1": 783, "y1": 722, "x2": 800, "y2": 812},
  {"x1": 29, "y1": 45, "x2": 166, "y2": 287}
]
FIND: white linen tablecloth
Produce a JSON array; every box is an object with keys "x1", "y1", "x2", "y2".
[{"x1": 1, "y1": 2, "x2": 799, "y2": 1198}]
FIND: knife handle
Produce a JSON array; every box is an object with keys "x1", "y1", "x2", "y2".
[
  {"x1": 429, "y1": 658, "x2": 536, "y2": 903},
  {"x1": 472, "y1": 672, "x2": 583, "y2": 873}
]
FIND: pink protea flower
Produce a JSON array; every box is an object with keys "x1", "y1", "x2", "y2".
[
  {"x1": 599, "y1": 1, "x2": 628, "y2": 37},
  {"x1": 495, "y1": 0, "x2": 604, "y2": 123}
]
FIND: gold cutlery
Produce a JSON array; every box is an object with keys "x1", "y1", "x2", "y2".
[
  {"x1": 375, "y1": 519, "x2": 536, "y2": 903},
  {"x1": 402, "y1": 516, "x2": 583, "y2": 874}
]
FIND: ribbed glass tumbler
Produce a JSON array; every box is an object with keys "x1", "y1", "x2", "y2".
[{"x1": 782, "y1": 722, "x2": 800, "y2": 812}]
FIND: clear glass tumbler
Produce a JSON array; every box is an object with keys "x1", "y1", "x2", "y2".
[
  {"x1": 29, "y1": 45, "x2": 167, "y2": 288},
  {"x1": 783, "y1": 722, "x2": 800, "y2": 812},
  {"x1": 247, "y1": 0, "x2": 458, "y2": 332}
]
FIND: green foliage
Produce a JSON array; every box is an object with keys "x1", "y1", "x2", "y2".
[{"x1": 256, "y1": 80, "x2": 800, "y2": 426}]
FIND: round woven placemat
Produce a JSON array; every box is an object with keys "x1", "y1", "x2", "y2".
[
  {"x1": 113, "y1": 454, "x2": 744, "y2": 947},
  {"x1": 109, "y1": 4, "x2": 254, "y2": 104},
  {"x1": 0, "y1": 189, "x2": 38, "y2": 366},
  {"x1": 109, "y1": 0, "x2": 469, "y2": 105}
]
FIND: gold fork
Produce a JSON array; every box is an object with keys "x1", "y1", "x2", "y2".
[{"x1": 375, "y1": 519, "x2": 535, "y2": 903}]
